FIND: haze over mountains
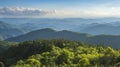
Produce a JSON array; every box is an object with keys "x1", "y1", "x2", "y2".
[
  {"x1": 1, "y1": 18, "x2": 120, "y2": 35},
  {"x1": 2, "y1": 0, "x2": 120, "y2": 66},
  {"x1": 5, "y1": 28, "x2": 120, "y2": 49},
  {"x1": 0, "y1": 21, "x2": 24, "y2": 40},
  {"x1": 1, "y1": 18, "x2": 120, "y2": 48},
  {"x1": 6, "y1": 28, "x2": 90, "y2": 42}
]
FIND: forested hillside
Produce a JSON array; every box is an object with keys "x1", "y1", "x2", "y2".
[
  {"x1": 0, "y1": 41, "x2": 17, "y2": 53},
  {"x1": 6, "y1": 28, "x2": 89, "y2": 42},
  {"x1": 1, "y1": 39, "x2": 120, "y2": 67},
  {"x1": 6, "y1": 28, "x2": 120, "y2": 48}
]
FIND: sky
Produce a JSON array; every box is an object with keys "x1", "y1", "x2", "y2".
[{"x1": 0, "y1": 0, "x2": 120, "y2": 18}]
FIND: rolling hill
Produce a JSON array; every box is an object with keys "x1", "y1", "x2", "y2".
[
  {"x1": 80, "y1": 23, "x2": 120, "y2": 35},
  {"x1": 0, "y1": 21, "x2": 24, "y2": 40},
  {"x1": 6, "y1": 28, "x2": 120, "y2": 48},
  {"x1": 6, "y1": 28, "x2": 90, "y2": 42},
  {"x1": 2, "y1": 18, "x2": 120, "y2": 35},
  {"x1": 0, "y1": 34, "x2": 4, "y2": 40}
]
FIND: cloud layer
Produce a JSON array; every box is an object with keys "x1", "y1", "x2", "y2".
[
  {"x1": 1, "y1": 6, "x2": 120, "y2": 18},
  {"x1": 0, "y1": 7, "x2": 54, "y2": 18}
]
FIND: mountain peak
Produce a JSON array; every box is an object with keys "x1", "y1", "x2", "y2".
[
  {"x1": 30, "y1": 28, "x2": 56, "y2": 33},
  {"x1": 40, "y1": 28, "x2": 56, "y2": 31}
]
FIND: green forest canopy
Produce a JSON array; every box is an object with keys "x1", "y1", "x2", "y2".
[{"x1": 0, "y1": 39, "x2": 120, "y2": 67}]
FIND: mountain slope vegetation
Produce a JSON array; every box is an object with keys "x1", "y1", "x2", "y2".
[
  {"x1": 6, "y1": 28, "x2": 120, "y2": 48},
  {"x1": 1, "y1": 39, "x2": 120, "y2": 67},
  {"x1": 6, "y1": 28, "x2": 89, "y2": 42},
  {"x1": 0, "y1": 41, "x2": 17, "y2": 53}
]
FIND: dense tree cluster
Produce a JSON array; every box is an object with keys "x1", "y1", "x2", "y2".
[
  {"x1": 0, "y1": 39, "x2": 120, "y2": 67},
  {"x1": 0, "y1": 41, "x2": 17, "y2": 53}
]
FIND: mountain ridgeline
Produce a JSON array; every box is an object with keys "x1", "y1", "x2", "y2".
[
  {"x1": 1, "y1": 18, "x2": 120, "y2": 35},
  {"x1": 0, "y1": 21, "x2": 24, "y2": 40},
  {"x1": 1, "y1": 18, "x2": 120, "y2": 67},
  {"x1": 6, "y1": 28, "x2": 89, "y2": 42},
  {"x1": 6, "y1": 28, "x2": 120, "y2": 48}
]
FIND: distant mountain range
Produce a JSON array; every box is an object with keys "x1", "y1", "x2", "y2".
[
  {"x1": 0, "y1": 21, "x2": 24, "y2": 40},
  {"x1": 1, "y1": 18, "x2": 120, "y2": 48},
  {"x1": 6, "y1": 28, "x2": 120, "y2": 48},
  {"x1": 1, "y1": 18, "x2": 120, "y2": 35},
  {"x1": 80, "y1": 23, "x2": 120, "y2": 35}
]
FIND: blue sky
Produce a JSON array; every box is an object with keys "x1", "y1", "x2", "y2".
[
  {"x1": 0, "y1": 0, "x2": 120, "y2": 18},
  {"x1": 0, "y1": 0, "x2": 118, "y2": 9}
]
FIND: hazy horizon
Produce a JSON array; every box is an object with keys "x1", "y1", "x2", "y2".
[{"x1": 1, "y1": 0, "x2": 120, "y2": 18}]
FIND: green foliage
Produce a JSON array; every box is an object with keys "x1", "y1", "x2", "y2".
[
  {"x1": 26, "y1": 58, "x2": 40, "y2": 67},
  {"x1": 0, "y1": 41, "x2": 17, "y2": 53},
  {"x1": 55, "y1": 49, "x2": 74, "y2": 65},
  {"x1": 0, "y1": 39, "x2": 120, "y2": 67},
  {"x1": 79, "y1": 58, "x2": 90, "y2": 67}
]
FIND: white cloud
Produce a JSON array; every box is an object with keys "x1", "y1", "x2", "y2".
[
  {"x1": 1, "y1": 6, "x2": 120, "y2": 18},
  {"x1": 0, "y1": 7, "x2": 55, "y2": 18},
  {"x1": 52, "y1": 7, "x2": 120, "y2": 18}
]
